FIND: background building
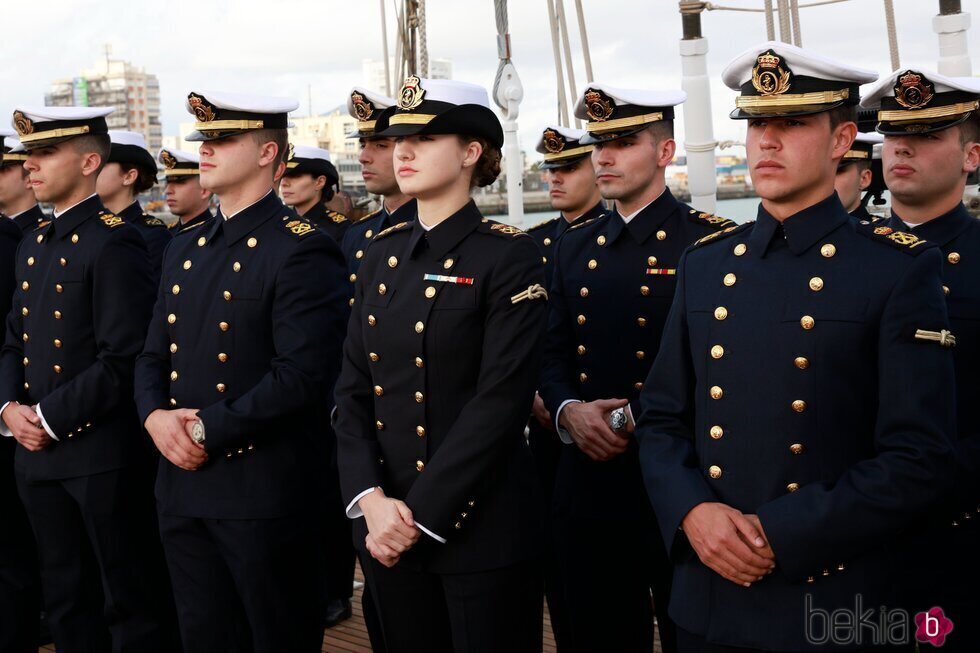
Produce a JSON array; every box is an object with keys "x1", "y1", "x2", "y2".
[{"x1": 46, "y1": 52, "x2": 162, "y2": 151}]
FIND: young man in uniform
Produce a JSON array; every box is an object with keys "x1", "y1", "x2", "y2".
[
  {"x1": 159, "y1": 147, "x2": 212, "y2": 234},
  {"x1": 134, "y1": 90, "x2": 348, "y2": 653},
  {"x1": 636, "y1": 42, "x2": 957, "y2": 653},
  {"x1": 834, "y1": 131, "x2": 882, "y2": 220},
  {"x1": 0, "y1": 131, "x2": 46, "y2": 232},
  {"x1": 1, "y1": 105, "x2": 178, "y2": 653}
]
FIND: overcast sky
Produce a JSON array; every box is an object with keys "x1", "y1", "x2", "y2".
[{"x1": 0, "y1": 0, "x2": 973, "y2": 157}]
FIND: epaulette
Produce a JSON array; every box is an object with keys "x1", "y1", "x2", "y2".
[
  {"x1": 374, "y1": 221, "x2": 412, "y2": 240},
  {"x1": 282, "y1": 218, "x2": 317, "y2": 239},
  {"x1": 857, "y1": 223, "x2": 934, "y2": 255},
  {"x1": 326, "y1": 210, "x2": 348, "y2": 225},
  {"x1": 689, "y1": 221, "x2": 754, "y2": 250},
  {"x1": 484, "y1": 221, "x2": 528, "y2": 238},
  {"x1": 527, "y1": 217, "x2": 557, "y2": 232},
  {"x1": 98, "y1": 211, "x2": 124, "y2": 229},
  {"x1": 687, "y1": 208, "x2": 736, "y2": 229},
  {"x1": 33, "y1": 220, "x2": 51, "y2": 231},
  {"x1": 143, "y1": 216, "x2": 167, "y2": 227},
  {"x1": 354, "y1": 209, "x2": 381, "y2": 224},
  {"x1": 567, "y1": 215, "x2": 604, "y2": 231}
]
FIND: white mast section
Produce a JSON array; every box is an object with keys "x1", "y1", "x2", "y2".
[
  {"x1": 492, "y1": 0, "x2": 526, "y2": 226},
  {"x1": 934, "y1": 0, "x2": 973, "y2": 76},
  {"x1": 679, "y1": 2, "x2": 719, "y2": 212}
]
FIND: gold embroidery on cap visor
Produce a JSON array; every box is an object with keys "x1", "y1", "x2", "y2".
[
  {"x1": 878, "y1": 100, "x2": 979, "y2": 124},
  {"x1": 543, "y1": 144, "x2": 594, "y2": 162},
  {"x1": 388, "y1": 113, "x2": 437, "y2": 127},
  {"x1": 17, "y1": 126, "x2": 93, "y2": 144},
  {"x1": 585, "y1": 112, "x2": 665, "y2": 133},
  {"x1": 735, "y1": 89, "x2": 850, "y2": 114}
]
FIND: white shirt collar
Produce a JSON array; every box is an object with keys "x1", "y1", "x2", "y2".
[
  {"x1": 417, "y1": 216, "x2": 435, "y2": 232},
  {"x1": 54, "y1": 194, "x2": 97, "y2": 219},
  {"x1": 222, "y1": 190, "x2": 273, "y2": 220},
  {"x1": 618, "y1": 188, "x2": 666, "y2": 224}
]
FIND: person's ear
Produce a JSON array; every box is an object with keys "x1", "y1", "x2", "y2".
[{"x1": 859, "y1": 167, "x2": 873, "y2": 191}]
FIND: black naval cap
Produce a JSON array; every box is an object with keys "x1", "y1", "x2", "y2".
[
  {"x1": 840, "y1": 131, "x2": 883, "y2": 167},
  {"x1": 535, "y1": 125, "x2": 594, "y2": 170},
  {"x1": 347, "y1": 87, "x2": 396, "y2": 139},
  {"x1": 10, "y1": 105, "x2": 114, "y2": 150},
  {"x1": 574, "y1": 84, "x2": 686, "y2": 144},
  {"x1": 375, "y1": 76, "x2": 504, "y2": 149},
  {"x1": 185, "y1": 90, "x2": 299, "y2": 142},
  {"x1": 108, "y1": 130, "x2": 157, "y2": 177},
  {"x1": 285, "y1": 144, "x2": 339, "y2": 186},
  {"x1": 723, "y1": 41, "x2": 877, "y2": 120},
  {"x1": 862, "y1": 68, "x2": 980, "y2": 136}
]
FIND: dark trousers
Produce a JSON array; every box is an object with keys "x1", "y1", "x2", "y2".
[
  {"x1": 362, "y1": 556, "x2": 543, "y2": 653},
  {"x1": 359, "y1": 555, "x2": 388, "y2": 653},
  {"x1": 15, "y1": 465, "x2": 179, "y2": 653},
  {"x1": 0, "y1": 445, "x2": 39, "y2": 653},
  {"x1": 324, "y1": 490, "x2": 355, "y2": 603},
  {"x1": 159, "y1": 512, "x2": 327, "y2": 653},
  {"x1": 552, "y1": 514, "x2": 675, "y2": 653}
]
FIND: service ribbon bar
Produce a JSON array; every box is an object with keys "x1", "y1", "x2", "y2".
[
  {"x1": 423, "y1": 273, "x2": 475, "y2": 285},
  {"x1": 646, "y1": 268, "x2": 676, "y2": 276}
]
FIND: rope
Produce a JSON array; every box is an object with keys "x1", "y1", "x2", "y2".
[
  {"x1": 883, "y1": 0, "x2": 900, "y2": 70},
  {"x1": 418, "y1": 0, "x2": 428, "y2": 77},
  {"x1": 790, "y1": 0, "x2": 803, "y2": 46},
  {"x1": 763, "y1": 0, "x2": 776, "y2": 40},
  {"x1": 546, "y1": 0, "x2": 570, "y2": 124},
  {"x1": 698, "y1": 0, "x2": 853, "y2": 13},
  {"x1": 492, "y1": 0, "x2": 511, "y2": 112},
  {"x1": 777, "y1": 0, "x2": 792, "y2": 42}
]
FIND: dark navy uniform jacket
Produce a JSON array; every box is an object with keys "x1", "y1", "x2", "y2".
[
  {"x1": 636, "y1": 194, "x2": 957, "y2": 650},
  {"x1": 303, "y1": 201, "x2": 349, "y2": 244},
  {"x1": 0, "y1": 218, "x2": 22, "y2": 490},
  {"x1": 340, "y1": 199, "x2": 418, "y2": 279},
  {"x1": 526, "y1": 201, "x2": 606, "y2": 290},
  {"x1": 119, "y1": 200, "x2": 172, "y2": 285},
  {"x1": 134, "y1": 191, "x2": 348, "y2": 520},
  {"x1": 167, "y1": 209, "x2": 213, "y2": 236},
  {"x1": 9, "y1": 205, "x2": 47, "y2": 234},
  {"x1": 0, "y1": 195, "x2": 156, "y2": 481},
  {"x1": 539, "y1": 189, "x2": 733, "y2": 533},
  {"x1": 887, "y1": 204, "x2": 980, "y2": 506},
  {"x1": 849, "y1": 203, "x2": 873, "y2": 222},
  {"x1": 334, "y1": 201, "x2": 548, "y2": 574}
]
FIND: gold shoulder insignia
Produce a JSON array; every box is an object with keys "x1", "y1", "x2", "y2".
[
  {"x1": 527, "y1": 218, "x2": 557, "y2": 232},
  {"x1": 689, "y1": 221, "x2": 753, "y2": 250},
  {"x1": 688, "y1": 210, "x2": 736, "y2": 229},
  {"x1": 327, "y1": 210, "x2": 348, "y2": 224},
  {"x1": 375, "y1": 221, "x2": 412, "y2": 240},
  {"x1": 33, "y1": 220, "x2": 51, "y2": 231},
  {"x1": 858, "y1": 222, "x2": 933, "y2": 255},
  {"x1": 284, "y1": 219, "x2": 316, "y2": 238},
  {"x1": 144, "y1": 217, "x2": 166, "y2": 227},
  {"x1": 488, "y1": 222, "x2": 526, "y2": 237},
  {"x1": 99, "y1": 212, "x2": 124, "y2": 229}
]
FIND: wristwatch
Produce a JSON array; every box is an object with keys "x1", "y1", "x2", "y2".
[
  {"x1": 191, "y1": 420, "x2": 206, "y2": 445},
  {"x1": 608, "y1": 407, "x2": 628, "y2": 433}
]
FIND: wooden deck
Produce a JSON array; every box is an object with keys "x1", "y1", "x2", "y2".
[{"x1": 40, "y1": 562, "x2": 665, "y2": 652}]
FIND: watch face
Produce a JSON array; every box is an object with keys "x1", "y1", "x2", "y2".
[
  {"x1": 610, "y1": 410, "x2": 627, "y2": 431},
  {"x1": 192, "y1": 421, "x2": 205, "y2": 443}
]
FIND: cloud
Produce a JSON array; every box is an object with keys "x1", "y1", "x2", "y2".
[{"x1": 0, "y1": 0, "x2": 972, "y2": 155}]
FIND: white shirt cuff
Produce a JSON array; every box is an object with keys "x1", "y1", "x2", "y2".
[
  {"x1": 416, "y1": 522, "x2": 447, "y2": 544},
  {"x1": 35, "y1": 404, "x2": 59, "y2": 442},
  {"x1": 346, "y1": 486, "x2": 377, "y2": 518},
  {"x1": 625, "y1": 403, "x2": 635, "y2": 429},
  {"x1": 555, "y1": 399, "x2": 583, "y2": 444},
  {"x1": 0, "y1": 401, "x2": 12, "y2": 437}
]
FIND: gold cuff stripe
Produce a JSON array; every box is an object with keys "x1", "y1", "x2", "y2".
[
  {"x1": 586, "y1": 112, "x2": 664, "y2": 133},
  {"x1": 878, "y1": 101, "x2": 979, "y2": 123},
  {"x1": 543, "y1": 145, "x2": 595, "y2": 161},
  {"x1": 194, "y1": 119, "x2": 265, "y2": 131},
  {"x1": 164, "y1": 169, "x2": 201, "y2": 176},
  {"x1": 842, "y1": 150, "x2": 871, "y2": 160},
  {"x1": 389, "y1": 113, "x2": 437, "y2": 126},
  {"x1": 735, "y1": 89, "x2": 850, "y2": 109},
  {"x1": 18, "y1": 125, "x2": 91, "y2": 143}
]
